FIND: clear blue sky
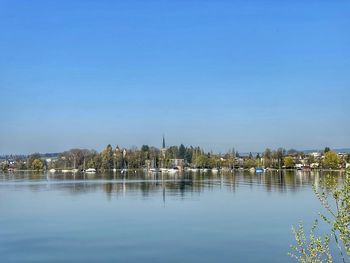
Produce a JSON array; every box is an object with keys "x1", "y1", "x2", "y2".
[{"x1": 1, "y1": 0, "x2": 349, "y2": 154}]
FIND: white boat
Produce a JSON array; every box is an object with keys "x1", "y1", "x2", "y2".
[
  {"x1": 149, "y1": 168, "x2": 158, "y2": 173},
  {"x1": 85, "y1": 168, "x2": 96, "y2": 173},
  {"x1": 112, "y1": 168, "x2": 117, "y2": 172},
  {"x1": 72, "y1": 168, "x2": 79, "y2": 173},
  {"x1": 49, "y1": 169, "x2": 56, "y2": 173},
  {"x1": 62, "y1": 169, "x2": 71, "y2": 173},
  {"x1": 168, "y1": 168, "x2": 179, "y2": 174},
  {"x1": 121, "y1": 168, "x2": 128, "y2": 174},
  {"x1": 212, "y1": 168, "x2": 219, "y2": 173}
]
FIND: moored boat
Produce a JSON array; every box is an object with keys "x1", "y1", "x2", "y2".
[
  {"x1": 168, "y1": 167, "x2": 179, "y2": 174},
  {"x1": 85, "y1": 168, "x2": 96, "y2": 173},
  {"x1": 255, "y1": 168, "x2": 264, "y2": 173}
]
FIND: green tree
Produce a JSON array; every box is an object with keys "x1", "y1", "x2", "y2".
[
  {"x1": 178, "y1": 144, "x2": 186, "y2": 159},
  {"x1": 290, "y1": 170, "x2": 350, "y2": 262},
  {"x1": 28, "y1": 153, "x2": 41, "y2": 169},
  {"x1": 263, "y1": 148, "x2": 272, "y2": 168},
  {"x1": 289, "y1": 220, "x2": 332, "y2": 263},
  {"x1": 194, "y1": 153, "x2": 208, "y2": 168},
  {"x1": 184, "y1": 147, "x2": 193, "y2": 164},
  {"x1": 284, "y1": 156, "x2": 295, "y2": 168},
  {"x1": 101, "y1": 144, "x2": 114, "y2": 170},
  {"x1": 0, "y1": 162, "x2": 9, "y2": 171},
  {"x1": 275, "y1": 148, "x2": 286, "y2": 169},
  {"x1": 31, "y1": 159, "x2": 44, "y2": 170},
  {"x1": 323, "y1": 151, "x2": 340, "y2": 169},
  {"x1": 244, "y1": 158, "x2": 256, "y2": 169},
  {"x1": 324, "y1": 147, "x2": 331, "y2": 154}
]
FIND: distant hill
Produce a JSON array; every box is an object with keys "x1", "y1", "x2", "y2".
[
  {"x1": 303, "y1": 148, "x2": 350, "y2": 154},
  {"x1": 0, "y1": 152, "x2": 60, "y2": 161}
]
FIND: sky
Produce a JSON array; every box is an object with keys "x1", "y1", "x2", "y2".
[{"x1": 0, "y1": 0, "x2": 349, "y2": 154}]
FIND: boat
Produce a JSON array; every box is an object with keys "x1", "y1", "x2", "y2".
[
  {"x1": 255, "y1": 168, "x2": 264, "y2": 173},
  {"x1": 168, "y1": 167, "x2": 179, "y2": 174},
  {"x1": 149, "y1": 168, "x2": 158, "y2": 173},
  {"x1": 62, "y1": 169, "x2": 71, "y2": 173},
  {"x1": 85, "y1": 168, "x2": 96, "y2": 173},
  {"x1": 49, "y1": 169, "x2": 56, "y2": 173},
  {"x1": 212, "y1": 168, "x2": 219, "y2": 173},
  {"x1": 72, "y1": 168, "x2": 79, "y2": 173},
  {"x1": 112, "y1": 168, "x2": 117, "y2": 172}
]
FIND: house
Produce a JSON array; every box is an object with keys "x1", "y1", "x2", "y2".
[{"x1": 169, "y1": 159, "x2": 184, "y2": 169}]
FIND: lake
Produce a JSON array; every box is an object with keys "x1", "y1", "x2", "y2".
[{"x1": 0, "y1": 170, "x2": 344, "y2": 262}]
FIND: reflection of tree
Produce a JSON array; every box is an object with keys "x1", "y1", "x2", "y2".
[{"x1": 4, "y1": 170, "x2": 345, "y2": 200}]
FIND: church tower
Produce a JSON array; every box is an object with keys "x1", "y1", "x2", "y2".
[{"x1": 161, "y1": 135, "x2": 166, "y2": 158}]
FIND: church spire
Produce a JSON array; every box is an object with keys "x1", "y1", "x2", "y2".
[{"x1": 162, "y1": 135, "x2": 166, "y2": 149}]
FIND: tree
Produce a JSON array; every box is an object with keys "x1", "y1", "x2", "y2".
[
  {"x1": 31, "y1": 159, "x2": 44, "y2": 170},
  {"x1": 178, "y1": 144, "x2": 186, "y2": 159},
  {"x1": 263, "y1": 148, "x2": 272, "y2": 168},
  {"x1": 244, "y1": 158, "x2": 256, "y2": 169},
  {"x1": 28, "y1": 153, "x2": 41, "y2": 169},
  {"x1": 0, "y1": 162, "x2": 9, "y2": 171},
  {"x1": 276, "y1": 148, "x2": 286, "y2": 169},
  {"x1": 101, "y1": 144, "x2": 114, "y2": 170},
  {"x1": 166, "y1": 146, "x2": 179, "y2": 159},
  {"x1": 284, "y1": 156, "x2": 295, "y2": 169},
  {"x1": 194, "y1": 153, "x2": 208, "y2": 168},
  {"x1": 324, "y1": 147, "x2": 331, "y2": 154},
  {"x1": 184, "y1": 148, "x2": 193, "y2": 164},
  {"x1": 323, "y1": 151, "x2": 340, "y2": 169},
  {"x1": 290, "y1": 169, "x2": 350, "y2": 262}
]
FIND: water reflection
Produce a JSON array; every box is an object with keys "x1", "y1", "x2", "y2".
[
  {"x1": 0, "y1": 170, "x2": 346, "y2": 263},
  {"x1": 0, "y1": 170, "x2": 345, "y2": 198}
]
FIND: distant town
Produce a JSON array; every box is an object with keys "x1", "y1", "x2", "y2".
[{"x1": 1, "y1": 138, "x2": 349, "y2": 172}]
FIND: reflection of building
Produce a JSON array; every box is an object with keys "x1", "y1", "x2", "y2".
[{"x1": 160, "y1": 135, "x2": 167, "y2": 169}]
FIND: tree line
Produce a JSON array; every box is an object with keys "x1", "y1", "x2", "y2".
[{"x1": 1, "y1": 145, "x2": 349, "y2": 171}]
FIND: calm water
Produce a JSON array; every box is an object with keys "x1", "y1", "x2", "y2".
[{"x1": 0, "y1": 170, "x2": 344, "y2": 262}]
